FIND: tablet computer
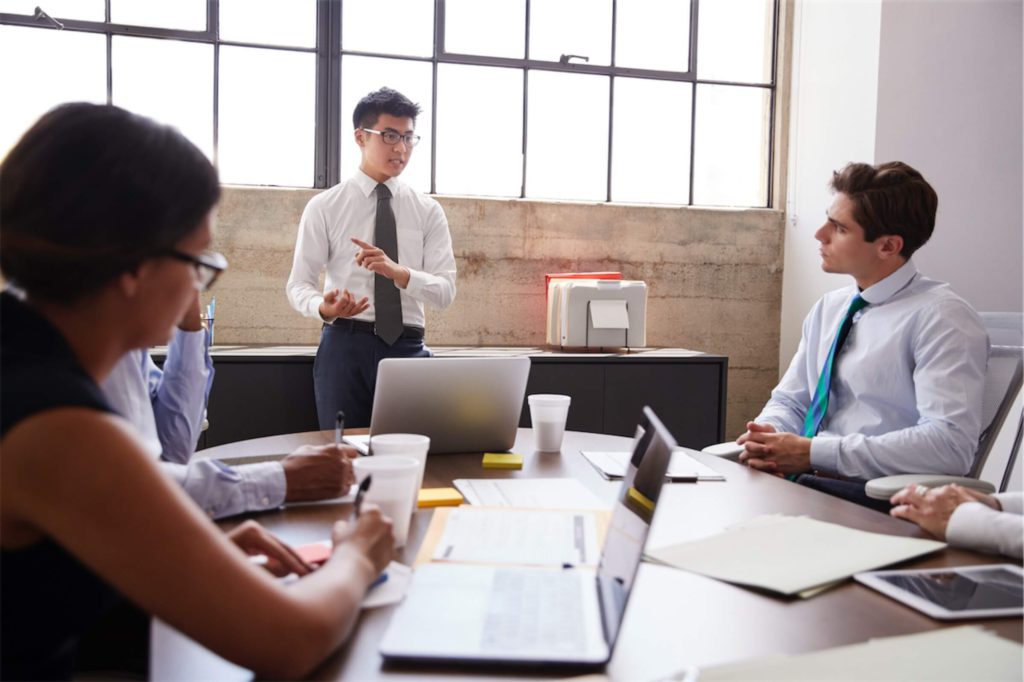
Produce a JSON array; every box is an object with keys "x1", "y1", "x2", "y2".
[{"x1": 854, "y1": 564, "x2": 1024, "y2": 620}]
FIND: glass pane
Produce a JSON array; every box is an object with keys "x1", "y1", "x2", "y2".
[
  {"x1": 444, "y1": 0, "x2": 524, "y2": 58},
  {"x1": 698, "y1": 0, "x2": 773, "y2": 83},
  {"x1": 692, "y1": 84, "x2": 770, "y2": 207},
  {"x1": 221, "y1": 0, "x2": 316, "y2": 49},
  {"x1": 111, "y1": 0, "x2": 206, "y2": 31},
  {"x1": 218, "y1": 46, "x2": 315, "y2": 187},
  {"x1": 111, "y1": 37, "x2": 213, "y2": 161},
  {"x1": 340, "y1": 56, "x2": 433, "y2": 193},
  {"x1": 616, "y1": 0, "x2": 690, "y2": 72},
  {"x1": 0, "y1": 26, "x2": 106, "y2": 159},
  {"x1": 342, "y1": 0, "x2": 433, "y2": 58},
  {"x1": 436, "y1": 64, "x2": 523, "y2": 197},
  {"x1": 0, "y1": 0, "x2": 103, "y2": 21},
  {"x1": 611, "y1": 78, "x2": 691, "y2": 205},
  {"x1": 526, "y1": 71, "x2": 608, "y2": 202},
  {"x1": 529, "y1": 0, "x2": 611, "y2": 66}
]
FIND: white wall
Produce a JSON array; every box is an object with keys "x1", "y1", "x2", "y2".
[
  {"x1": 780, "y1": 0, "x2": 1023, "y2": 372},
  {"x1": 875, "y1": 0, "x2": 1023, "y2": 315},
  {"x1": 781, "y1": 0, "x2": 883, "y2": 369}
]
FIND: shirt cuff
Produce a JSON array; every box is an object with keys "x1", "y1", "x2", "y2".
[
  {"x1": 994, "y1": 493, "x2": 1023, "y2": 515},
  {"x1": 238, "y1": 462, "x2": 287, "y2": 511},
  {"x1": 168, "y1": 326, "x2": 209, "y2": 368},
  {"x1": 308, "y1": 295, "x2": 331, "y2": 323},
  {"x1": 946, "y1": 502, "x2": 990, "y2": 547},
  {"x1": 809, "y1": 436, "x2": 841, "y2": 475},
  {"x1": 403, "y1": 268, "x2": 428, "y2": 298}
]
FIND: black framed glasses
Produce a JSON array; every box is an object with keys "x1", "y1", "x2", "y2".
[
  {"x1": 360, "y1": 127, "x2": 421, "y2": 147},
  {"x1": 165, "y1": 249, "x2": 228, "y2": 291}
]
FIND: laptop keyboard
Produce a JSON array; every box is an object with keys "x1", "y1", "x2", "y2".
[{"x1": 480, "y1": 569, "x2": 587, "y2": 653}]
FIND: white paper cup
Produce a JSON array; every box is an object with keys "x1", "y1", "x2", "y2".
[
  {"x1": 352, "y1": 456, "x2": 419, "y2": 547},
  {"x1": 369, "y1": 434, "x2": 430, "y2": 496},
  {"x1": 528, "y1": 394, "x2": 571, "y2": 452}
]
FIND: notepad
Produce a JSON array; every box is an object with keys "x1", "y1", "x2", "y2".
[
  {"x1": 454, "y1": 477, "x2": 609, "y2": 509},
  {"x1": 646, "y1": 514, "x2": 945, "y2": 597},
  {"x1": 582, "y1": 447, "x2": 725, "y2": 482},
  {"x1": 481, "y1": 452, "x2": 523, "y2": 469}
]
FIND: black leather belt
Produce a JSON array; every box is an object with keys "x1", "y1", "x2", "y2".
[{"x1": 331, "y1": 318, "x2": 424, "y2": 339}]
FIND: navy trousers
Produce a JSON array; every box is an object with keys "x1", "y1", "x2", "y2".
[
  {"x1": 313, "y1": 322, "x2": 431, "y2": 429},
  {"x1": 796, "y1": 474, "x2": 893, "y2": 513}
]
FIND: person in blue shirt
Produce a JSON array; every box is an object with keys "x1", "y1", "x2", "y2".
[
  {"x1": 102, "y1": 292, "x2": 356, "y2": 519},
  {"x1": 736, "y1": 161, "x2": 988, "y2": 510}
]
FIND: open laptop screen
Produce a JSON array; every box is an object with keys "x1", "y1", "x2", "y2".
[{"x1": 597, "y1": 406, "x2": 676, "y2": 645}]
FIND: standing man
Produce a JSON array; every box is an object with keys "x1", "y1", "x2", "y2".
[
  {"x1": 737, "y1": 161, "x2": 988, "y2": 510},
  {"x1": 287, "y1": 87, "x2": 456, "y2": 428}
]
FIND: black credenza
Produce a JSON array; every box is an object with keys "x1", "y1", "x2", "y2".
[{"x1": 155, "y1": 346, "x2": 727, "y2": 451}]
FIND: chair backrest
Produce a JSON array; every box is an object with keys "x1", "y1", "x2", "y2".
[
  {"x1": 970, "y1": 344, "x2": 1024, "y2": 478},
  {"x1": 980, "y1": 312, "x2": 1023, "y2": 347},
  {"x1": 999, "y1": 408, "x2": 1023, "y2": 492}
]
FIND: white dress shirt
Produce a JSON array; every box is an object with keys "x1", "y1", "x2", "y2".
[
  {"x1": 286, "y1": 170, "x2": 456, "y2": 326},
  {"x1": 758, "y1": 260, "x2": 989, "y2": 480},
  {"x1": 946, "y1": 492, "x2": 1023, "y2": 559},
  {"x1": 101, "y1": 328, "x2": 287, "y2": 519}
]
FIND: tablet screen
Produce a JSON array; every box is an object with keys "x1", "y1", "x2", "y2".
[{"x1": 876, "y1": 567, "x2": 1023, "y2": 612}]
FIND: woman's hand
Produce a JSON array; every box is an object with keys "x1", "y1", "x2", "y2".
[
  {"x1": 227, "y1": 519, "x2": 313, "y2": 577},
  {"x1": 330, "y1": 505, "x2": 395, "y2": 575}
]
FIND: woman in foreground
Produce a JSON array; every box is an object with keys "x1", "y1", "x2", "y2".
[{"x1": 0, "y1": 102, "x2": 393, "y2": 679}]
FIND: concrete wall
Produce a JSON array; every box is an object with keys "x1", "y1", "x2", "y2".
[
  {"x1": 875, "y1": 0, "x2": 1023, "y2": 314},
  {"x1": 211, "y1": 187, "x2": 786, "y2": 438}
]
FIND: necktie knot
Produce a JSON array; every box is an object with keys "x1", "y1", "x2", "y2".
[
  {"x1": 376, "y1": 183, "x2": 392, "y2": 200},
  {"x1": 848, "y1": 294, "x2": 869, "y2": 316}
]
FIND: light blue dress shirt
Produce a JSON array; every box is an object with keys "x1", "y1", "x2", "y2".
[
  {"x1": 758, "y1": 260, "x2": 989, "y2": 480},
  {"x1": 101, "y1": 328, "x2": 288, "y2": 519}
]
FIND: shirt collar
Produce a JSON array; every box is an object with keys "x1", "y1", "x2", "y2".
[
  {"x1": 354, "y1": 169, "x2": 400, "y2": 198},
  {"x1": 860, "y1": 259, "x2": 918, "y2": 305}
]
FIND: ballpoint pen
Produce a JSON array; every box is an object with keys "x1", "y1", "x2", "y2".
[
  {"x1": 353, "y1": 475, "x2": 371, "y2": 519},
  {"x1": 334, "y1": 410, "x2": 345, "y2": 447}
]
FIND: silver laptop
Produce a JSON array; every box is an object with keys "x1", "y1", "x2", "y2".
[
  {"x1": 368, "y1": 356, "x2": 531, "y2": 454},
  {"x1": 379, "y1": 406, "x2": 675, "y2": 667}
]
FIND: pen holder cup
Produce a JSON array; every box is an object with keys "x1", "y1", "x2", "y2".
[{"x1": 352, "y1": 456, "x2": 419, "y2": 548}]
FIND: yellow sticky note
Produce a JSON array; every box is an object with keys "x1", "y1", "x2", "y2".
[
  {"x1": 482, "y1": 452, "x2": 524, "y2": 470},
  {"x1": 625, "y1": 486, "x2": 654, "y2": 513},
  {"x1": 418, "y1": 487, "x2": 464, "y2": 508}
]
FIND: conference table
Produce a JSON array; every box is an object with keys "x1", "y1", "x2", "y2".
[{"x1": 161, "y1": 427, "x2": 1023, "y2": 680}]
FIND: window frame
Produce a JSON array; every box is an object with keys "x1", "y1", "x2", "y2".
[{"x1": 0, "y1": 0, "x2": 780, "y2": 206}]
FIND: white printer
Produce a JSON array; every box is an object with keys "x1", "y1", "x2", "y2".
[{"x1": 546, "y1": 279, "x2": 647, "y2": 349}]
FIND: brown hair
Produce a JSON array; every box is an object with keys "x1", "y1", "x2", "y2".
[{"x1": 829, "y1": 161, "x2": 937, "y2": 258}]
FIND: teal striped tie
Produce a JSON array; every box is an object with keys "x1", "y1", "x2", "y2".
[{"x1": 802, "y1": 294, "x2": 869, "y2": 438}]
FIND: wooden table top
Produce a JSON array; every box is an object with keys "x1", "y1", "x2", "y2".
[{"x1": 171, "y1": 428, "x2": 1024, "y2": 680}]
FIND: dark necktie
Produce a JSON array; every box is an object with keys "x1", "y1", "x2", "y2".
[
  {"x1": 802, "y1": 294, "x2": 869, "y2": 437},
  {"x1": 373, "y1": 183, "x2": 403, "y2": 345}
]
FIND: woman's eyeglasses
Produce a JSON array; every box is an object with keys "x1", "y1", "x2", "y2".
[{"x1": 164, "y1": 250, "x2": 228, "y2": 291}]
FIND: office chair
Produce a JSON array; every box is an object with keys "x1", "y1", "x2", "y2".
[
  {"x1": 979, "y1": 312, "x2": 1023, "y2": 347},
  {"x1": 864, "y1": 344, "x2": 1024, "y2": 499}
]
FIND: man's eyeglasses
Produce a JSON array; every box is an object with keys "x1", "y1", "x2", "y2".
[
  {"x1": 360, "y1": 128, "x2": 421, "y2": 148},
  {"x1": 165, "y1": 249, "x2": 228, "y2": 291}
]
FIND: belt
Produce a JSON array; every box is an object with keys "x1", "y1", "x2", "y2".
[{"x1": 331, "y1": 318, "x2": 424, "y2": 340}]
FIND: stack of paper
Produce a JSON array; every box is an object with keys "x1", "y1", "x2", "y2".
[
  {"x1": 646, "y1": 514, "x2": 945, "y2": 598},
  {"x1": 581, "y1": 447, "x2": 725, "y2": 482},
  {"x1": 694, "y1": 626, "x2": 1023, "y2": 681}
]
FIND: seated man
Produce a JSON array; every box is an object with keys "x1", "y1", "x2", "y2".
[
  {"x1": 738, "y1": 161, "x2": 988, "y2": 510},
  {"x1": 102, "y1": 294, "x2": 355, "y2": 519}
]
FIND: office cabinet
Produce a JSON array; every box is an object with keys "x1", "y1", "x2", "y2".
[{"x1": 155, "y1": 347, "x2": 727, "y2": 450}]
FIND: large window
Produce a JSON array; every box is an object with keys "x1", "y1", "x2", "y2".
[{"x1": 0, "y1": 0, "x2": 778, "y2": 207}]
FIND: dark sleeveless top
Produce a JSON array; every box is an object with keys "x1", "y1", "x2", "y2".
[{"x1": 1, "y1": 292, "x2": 123, "y2": 680}]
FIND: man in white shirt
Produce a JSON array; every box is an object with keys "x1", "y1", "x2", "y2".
[
  {"x1": 737, "y1": 161, "x2": 988, "y2": 509},
  {"x1": 102, "y1": 295, "x2": 356, "y2": 519},
  {"x1": 287, "y1": 87, "x2": 456, "y2": 428}
]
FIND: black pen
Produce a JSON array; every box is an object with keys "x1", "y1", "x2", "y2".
[
  {"x1": 334, "y1": 410, "x2": 345, "y2": 447},
  {"x1": 353, "y1": 475, "x2": 372, "y2": 519}
]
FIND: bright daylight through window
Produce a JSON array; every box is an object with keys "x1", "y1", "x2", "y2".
[{"x1": 0, "y1": 0, "x2": 777, "y2": 207}]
